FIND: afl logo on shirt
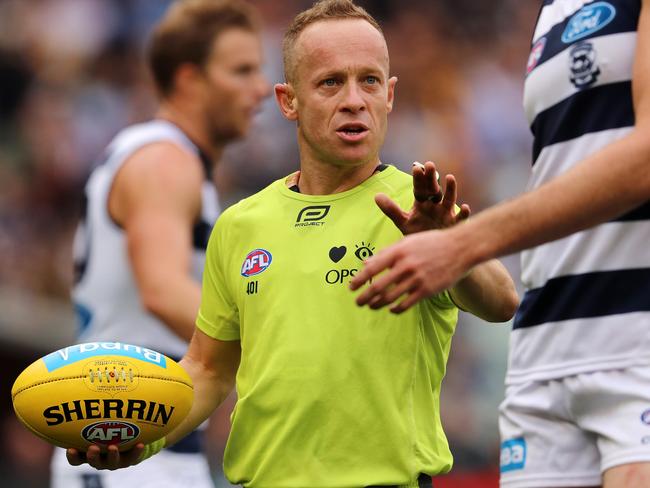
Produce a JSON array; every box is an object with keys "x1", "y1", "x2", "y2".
[{"x1": 241, "y1": 249, "x2": 272, "y2": 277}]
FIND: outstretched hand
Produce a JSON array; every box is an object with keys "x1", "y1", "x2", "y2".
[
  {"x1": 66, "y1": 443, "x2": 145, "y2": 471},
  {"x1": 375, "y1": 161, "x2": 470, "y2": 235},
  {"x1": 349, "y1": 228, "x2": 472, "y2": 313},
  {"x1": 351, "y1": 161, "x2": 473, "y2": 313}
]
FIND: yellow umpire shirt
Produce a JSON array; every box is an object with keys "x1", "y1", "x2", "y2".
[{"x1": 197, "y1": 165, "x2": 458, "y2": 487}]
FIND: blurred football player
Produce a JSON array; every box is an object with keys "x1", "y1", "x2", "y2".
[{"x1": 51, "y1": 1, "x2": 269, "y2": 487}]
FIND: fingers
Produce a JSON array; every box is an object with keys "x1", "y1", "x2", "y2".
[
  {"x1": 413, "y1": 161, "x2": 448, "y2": 204},
  {"x1": 66, "y1": 448, "x2": 84, "y2": 466},
  {"x1": 368, "y1": 273, "x2": 417, "y2": 310},
  {"x1": 441, "y1": 174, "x2": 457, "y2": 211},
  {"x1": 85, "y1": 444, "x2": 103, "y2": 469},
  {"x1": 390, "y1": 289, "x2": 426, "y2": 314},
  {"x1": 456, "y1": 203, "x2": 471, "y2": 221},
  {"x1": 104, "y1": 445, "x2": 121, "y2": 470},
  {"x1": 349, "y1": 247, "x2": 397, "y2": 292},
  {"x1": 352, "y1": 251, "x2": 427, "y2": 314},
  {"x1": 123, "y1": 443, "x2": 145, "y2": 466},
  {"x1": 67, "y1": 443, "x2": 145, "y2": 470},
  {"x1": 354, "y1": 265, "x2": 404, "y2": 306},
  {"x1": 412, "y1": 161, "x2": 441, "y2": 203},
  {"x1": 375, "y1": 193, "x2": 407, "y2": 230}
]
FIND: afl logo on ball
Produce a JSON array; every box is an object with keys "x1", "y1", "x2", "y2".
[
  {"x1": 81, "y1": 421, "x2": 140, "y2": 446},
  {"x1": 241, "y1": 249, "x2": 272, "y2": 277}
]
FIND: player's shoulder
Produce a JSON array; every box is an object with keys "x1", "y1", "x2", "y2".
[
  {"x1": 111, "y1": 131, "x2": 205, "y2": 208},
  {"x1": 105, "y1": 120, "x2": 200, "y2": 170},
  {"x1": 109, "y1": 120, "x2": 193, "y2": 152}
]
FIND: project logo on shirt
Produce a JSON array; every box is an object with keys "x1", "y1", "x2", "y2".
[
  {"x1": 295, "y1": 205, "x2": 330, "y2": 227},
  {"x1": 241, "y1": 249, "x2": 272, "y2": 277}
]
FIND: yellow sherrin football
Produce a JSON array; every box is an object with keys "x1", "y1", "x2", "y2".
[{"x1": 11, "y1": 342, "x2": 193, "y2": 452}]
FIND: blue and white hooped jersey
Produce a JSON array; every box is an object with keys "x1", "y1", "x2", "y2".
[
  {"x1": 72, "y1": 120, "x2": 221, "y2": 359},
  {"x1": 508, "y1": 0, "x2": 650, "y2": 384}
]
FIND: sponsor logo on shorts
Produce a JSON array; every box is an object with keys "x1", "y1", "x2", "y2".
[
  {"x1": 241, "y1": 249, "x2": 272, "y2": 277},
  {"x1": 42, "y1": 343, "x2": 166, "y2": 372},
  {"x1": 81, "y1": 421, "x2": 140, "y2": 446},
  {"x1": 641, "y1": 408, "x2": 650, "y2": 425},
  {"x1": 500, "y1": 437, "x2": 527, "y2": 473},
  {"x1": 561, "y1": 2, "x2": 616, "y2": 44}
]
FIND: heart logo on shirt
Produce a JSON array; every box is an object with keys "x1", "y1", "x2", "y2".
[{"x1": 329, "y1": 246, "x2": 347, "y2": 263}]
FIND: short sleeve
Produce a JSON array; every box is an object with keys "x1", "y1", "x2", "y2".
[
  {"x1": 428, "y1": 289, "x2": 456, "y2": 309},
  {"x1": 196, "y1": 214, "x2": 241, "y2": 341}
]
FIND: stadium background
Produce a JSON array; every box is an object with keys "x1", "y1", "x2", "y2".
[{"x1": 0, "y1": 0, "x2": 539, "y2": 486}]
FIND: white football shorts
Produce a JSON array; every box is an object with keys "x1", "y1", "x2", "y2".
[{"x1": 499, "y1": 365, "x2": 650, "y2": 488}]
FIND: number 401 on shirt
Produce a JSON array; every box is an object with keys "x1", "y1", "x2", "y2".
[{"x1": 246, "y1": 281, "x2": 258, "y2": 295}]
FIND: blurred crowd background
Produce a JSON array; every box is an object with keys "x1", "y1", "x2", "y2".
[{"x1": 0, "y1": 0, "x2": 540, "y2": 486}]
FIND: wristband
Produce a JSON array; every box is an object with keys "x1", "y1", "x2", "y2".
[{"x1": 138, "y1": 437, "x2": 166, "y2": 463}]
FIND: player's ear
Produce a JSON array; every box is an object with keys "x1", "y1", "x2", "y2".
[
  {"x1": 173, "y1": 63, "x2": 203, "y2": 97},
  {"x1": 274, "y1": 83, "x2": 298, "y2": 121},
  {"x1": 386, "y1": 76, "x2": 398, "y2": 113}
]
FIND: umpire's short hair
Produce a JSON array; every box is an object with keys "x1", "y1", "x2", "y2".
[
  {"x1": 148, "y1": 0, "x2": 260, "y2": 97},
  {"x1": 282, "y1": 0, "x2": 383, "y2": 84}
]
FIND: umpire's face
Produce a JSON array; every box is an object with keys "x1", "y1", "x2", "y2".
[{"x1": 284, "y1": 18, "x2": 397, "y2": 169}]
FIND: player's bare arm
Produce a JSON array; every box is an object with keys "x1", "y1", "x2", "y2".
[
  {"x1": 351, "y1": 0, "x2": 650, "y2": 313},
  {"x1": 166, "y1": 330, "x2": 240, "y2": 446},
  {"x1": 110, "y1": 142, "x2": 205, "y2": 341}
]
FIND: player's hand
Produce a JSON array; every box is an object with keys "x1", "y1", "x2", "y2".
[
  {"x1": 374, "y1": 161, "x2": 470, "y2": 236},
  {"x1": 349, "y1": 227, "x2": 472, "y2": 313},
  {"x1": 66, "y1": 443, "x2": 145, "y2": 470}
]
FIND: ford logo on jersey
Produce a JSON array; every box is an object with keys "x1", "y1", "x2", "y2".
[
  {"x1": 241, "y1": 249, "x2": 272, "y2": 277},
  {"x1": 561, "y1": 2, "x2": 616, "y2": 44}
]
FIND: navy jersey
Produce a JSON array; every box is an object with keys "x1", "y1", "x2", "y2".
[{"x1": 509, "y1": 0, "x2": 650, "y2": 384}]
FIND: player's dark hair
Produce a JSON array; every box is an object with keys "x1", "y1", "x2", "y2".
[
  {"x1": 283, "y1": 0, "x2": 383, "y2": 83},
  {"x1": 148, "y1": 0, "x2": 259, "y2": 97}
]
